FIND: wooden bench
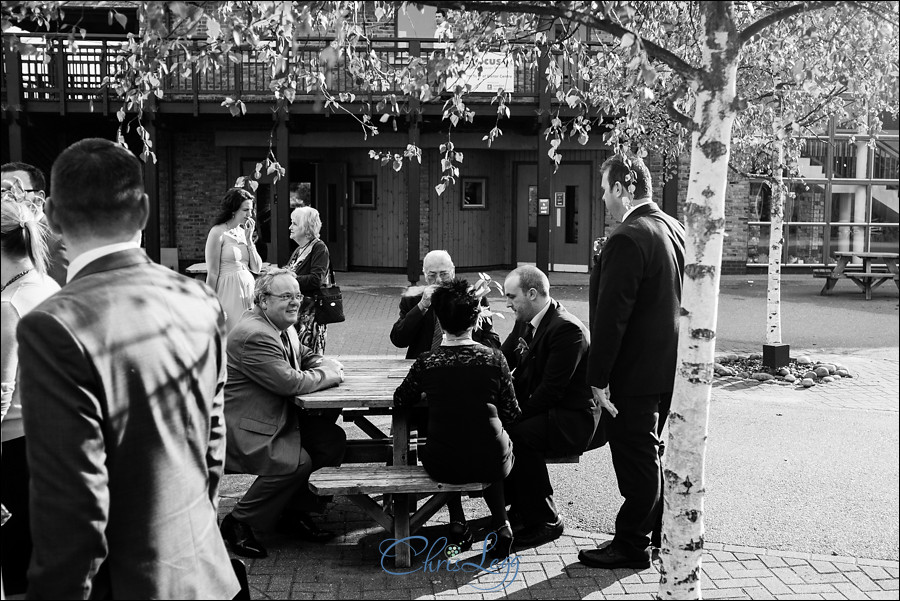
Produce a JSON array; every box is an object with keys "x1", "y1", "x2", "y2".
[{"x1": 309, "y1": 465, "x2": 488, "y2": 568}]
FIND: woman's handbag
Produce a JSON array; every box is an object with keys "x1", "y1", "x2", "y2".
[{"x1": 313, "y1": 265, "x2": 345, "y2": 324}]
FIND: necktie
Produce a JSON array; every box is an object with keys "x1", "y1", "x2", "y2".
[
  {"x1": 523, "y1": 322, "x2": 535, "y2": 344},
  {"x1": 431, "y1": 314, "x2": 444, "y2": 352},
  {"x1": 281, "y1": 331, "x2": 298, "y2": 369}
]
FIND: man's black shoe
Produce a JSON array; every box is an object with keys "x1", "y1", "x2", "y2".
[
  {"x1": 280, "y1": 511, "x2": 335, "y2": 542},
  {"x1": 507, "y1": 507, "x2": 527, "y2": 534},
  {"x1": 514, "y1": 517, "x2": 564, "y2": 547},
  {"x1": 221, "y1": 513, "x2": 268, "y2": 559},
  {"x1": 578, "y1": 543, "x2": 650, "y2": 569}
]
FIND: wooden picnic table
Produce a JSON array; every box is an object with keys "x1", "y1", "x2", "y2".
[
  {"x1": 295, "y1": 355, "x2": 414, "y2": 465},
  {"x1": 817, "y1": 251, "x2": 900, "y2": 300},
  {"x1": 297, "y1": 355, "x2": 489, "y2": 568}
]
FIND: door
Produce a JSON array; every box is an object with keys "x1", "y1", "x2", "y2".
[
  {"x1": 316, "y1": 163, "x2": 348, "y2": 271},
  {"x1": 515, "y1": 163, "x2": 592, "y2": 271}
]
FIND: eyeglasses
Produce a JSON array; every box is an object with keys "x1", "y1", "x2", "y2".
[{"x1": 266, "y1": 292, "x2": 303, "y2": 302}]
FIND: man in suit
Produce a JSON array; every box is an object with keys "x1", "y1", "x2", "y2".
[
  {"x1": 390, "y1": 249, "x2": 500, "y2": 358},
  {"x1": 16, "y1": 138, "x2": 239, "y2": 599},
  {"x1": 220, "y1": 268, "x2": 346, "y2": 559},
  {"x1": 501, "y1": 265, "x2": 602, "y2": 547},
  {"x1": 2, "y1": 161, "x2": 68, "y2": 286},
  {"x1": 579, "y1": 154, "x2": 686, "y2": 570}
]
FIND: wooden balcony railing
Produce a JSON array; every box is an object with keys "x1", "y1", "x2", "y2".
[{"x1": 2, "y1": 33, "x2": 599, "y2": 110}]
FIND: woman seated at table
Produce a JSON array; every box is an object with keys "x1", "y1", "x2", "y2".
[{"x1": 394, "y1": 279, "x2": 521, "y2": 560}]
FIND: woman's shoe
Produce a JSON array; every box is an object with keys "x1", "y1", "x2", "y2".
[
  {"x1": 448, "y1": 521, "x2": 474, "y2": 551},
  {"x1": 485, "y1": 523, "x2": 514, "y2": 562}
]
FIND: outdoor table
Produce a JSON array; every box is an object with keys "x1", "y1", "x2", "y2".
[
  {"x1": 295, "y1": 355, "x2": 415, "y2": 466},
  {"x1": 185, "y1": 262, "x2": 207, "y2": 280},
  {"x1": 818, "y1": 251, "x2": 900, "y2": 300},
  {"x1": 298, "y1": 355, "x2": 488, "y2": 569}
]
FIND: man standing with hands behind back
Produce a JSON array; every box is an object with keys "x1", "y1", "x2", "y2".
[{"x1": 580, "y1": 153, "x2": 685, "y2": 570}]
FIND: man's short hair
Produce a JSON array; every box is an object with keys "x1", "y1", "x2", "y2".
[
  {"x1": 254, "y1": 267, "x2": 293, "y2": 305},
  {"x1": 50, "y1": 139, "x2": 145, "y2": 236},
  {"x1": 508, "y1": 265, "x2": 549, "y2": 297},
  {"x1": 1, "y1": 162, "x2": 46, "y2": 193},
  {"x1": 600, "y1": 153, "x2": 651, "y2": 200},
  {"x1": 423, "y1": 249, "x2": 453, "y2": 272}
]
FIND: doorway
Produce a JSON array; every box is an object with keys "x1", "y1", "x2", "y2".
[
  {"x1": 514, "y1": 163, "x2": 592, "y2": 271},
  {"x1": 289, "y1": 160, "x2": 348, "y2": 271}
]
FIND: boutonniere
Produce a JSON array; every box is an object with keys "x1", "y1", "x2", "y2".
[{"x1": 515, "y1": 336, "x2": 530, "y2": 357}]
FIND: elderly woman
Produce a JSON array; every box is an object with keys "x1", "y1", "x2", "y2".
[
  {"x1": 1, "y1": 196, "x2": 60, "y2": 595},
  {"x1": 205, "y1": 187, "x2": 262, "y2": 333},
  {"x1": 393, "y1": 279, "x2": 521, "y2": 561},
  {"x1": 285, "y1": 206, "x2": 331, "y2": 354}
]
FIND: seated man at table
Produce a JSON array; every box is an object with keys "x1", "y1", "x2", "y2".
[
  {"x1": 390, "y1": 249, "x2": 500, "y2": 358},
  {"x1": 501, "y1": 265, "x2": 602, "y2": 547},
  {"x1": 221, "y1": 268, "x2": 346, "y2": 559}
]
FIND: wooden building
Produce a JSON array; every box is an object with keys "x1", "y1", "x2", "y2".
[{"x1": 3, "y1": 6, "x2": 895, "y2": 279}]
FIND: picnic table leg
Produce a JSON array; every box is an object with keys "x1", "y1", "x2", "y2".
[
  {"x1": 820, "y1": 277, "x2": 838, "y2": 295},
  {"x1": 821, "y1": 256, "x2": 849, "y2": 296},
  {"x1": 394, "y1": 493, "x2": 411, "y2": 568}
]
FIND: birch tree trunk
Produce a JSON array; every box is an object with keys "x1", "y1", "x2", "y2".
[
  {"x1": 766, "y1": 139, "x2": 785, "y2": 345},
  {"x1": 660, "y1": 3, "x2": 740, "y2": 599}
]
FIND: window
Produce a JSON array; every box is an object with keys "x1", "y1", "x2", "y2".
[
  {"x1": 747, "y1": 115, "x2": 899, "y2": 265},
  {"x1": 461, "y1": 178, "x2": 487, "y2": 209},
  {"x1": 352, "y1": 177, "x2": 376, "y2": 209}
]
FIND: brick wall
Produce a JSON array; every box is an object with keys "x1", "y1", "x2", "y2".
[
  {"x1": 161, "y1": 129, "x2": 228, "y2": 266},
  {"x1": 675, "y1": 154, "x2": 751, "y2": 274}
]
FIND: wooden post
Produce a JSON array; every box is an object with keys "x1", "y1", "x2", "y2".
[
  {"x1": 4, "y1": 37, "x2": 24, "y2": 161},
  {"x1": 143, "y1": 103, "x2": 160, "y2": 263},
  {"x1": 56, "y1": 37, "x2": 67, "y2": 115},
  {"x1": 536, "y1": 36, "x2": 552, "y2": 272},
  {"x1": 275, "y1": 112, "x2": 291, "y2": 266},
  {"x1": 406, "y1": 40, "x2": 422, "y2": 285}
]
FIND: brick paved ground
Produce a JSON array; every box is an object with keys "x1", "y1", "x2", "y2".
[{"x1": 219, "y1": 273, "x2": 899, "y2": 599}]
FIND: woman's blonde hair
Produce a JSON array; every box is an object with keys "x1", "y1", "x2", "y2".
[
  {"x1": 291, "y1": 206, "x2": 322, "y2": 239},
  {"x1": 1, "y1": 197, "x2": 48, "y2": 274}
]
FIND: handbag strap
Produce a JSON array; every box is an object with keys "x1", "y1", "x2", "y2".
[{"x1": 324, "y1": 262, "x2": 337, "y2": 288}]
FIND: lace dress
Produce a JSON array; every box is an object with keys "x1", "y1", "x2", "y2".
[
  {"x1": 216, "y1": 228, "x2": 255, "y2": 333},
  {"x1": 393, "y1": 344, "x2": 521, "y2": 483}
]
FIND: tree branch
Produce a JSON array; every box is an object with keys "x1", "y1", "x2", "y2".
[
  {"x1": 739, "y1": 1, "x2": 842, "y2": 45},
  {"x1": 666, "y1": 94, "x2": 693, "y2": 129},
  {"x1": 416, "y1": 1, "x2": 702, "y2": 80}
]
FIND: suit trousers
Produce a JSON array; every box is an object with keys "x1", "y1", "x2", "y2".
[
  {"x1": 232, "y1": 416, "x2": 345, "y2": 532},
  {"x1": 506, "y1": 413, "x2": 558, "y2": 525},
  {"x1": 607, "y1": 392, "x2": 671, "y2": 556},
  {"x1": 1, "y1": 436, "x2": 31, "y2": 595}
]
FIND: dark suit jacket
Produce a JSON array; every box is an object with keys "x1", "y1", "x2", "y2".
[
  {"x1": 501, "y1": 300, "x2": 601, "y2": 454},
  {"x1": 390, "y1": 293, "x2": 501, "y2": 359},
  {"x1": 17, "y1": 248, "x2": 239, "y2": 600},
  {"x1": 587, "y1": 202, "x2": 686, "y2": 399},
  {"x1": 224, "y1": 307, "x2": 343, "y2": 476}
]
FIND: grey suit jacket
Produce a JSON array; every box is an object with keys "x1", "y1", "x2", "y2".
[
  {"x1": 17, "y1": 248, "x2": 239, "y2": 600},
  {"x1": 224, "y1": 307, "x2": 342, "y2": 476}
]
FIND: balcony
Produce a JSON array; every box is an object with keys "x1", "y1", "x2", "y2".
[{"x1": 2, "y1": 33, "x2": 599, "y2": 116}]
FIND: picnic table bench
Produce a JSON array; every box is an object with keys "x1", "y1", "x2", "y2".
[
  {"x1": 309, "y1": 465, "x2": 488, "y2": 566},
  {"x1": 816, "y1": 251, "x2": 899, "y2": 300}
]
